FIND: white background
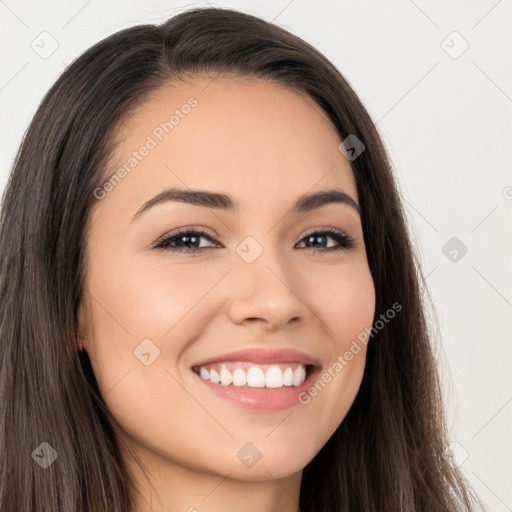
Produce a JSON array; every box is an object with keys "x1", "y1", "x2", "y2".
[{"x1": 1, "y1": 1, "x2": 511, "y2": 509}]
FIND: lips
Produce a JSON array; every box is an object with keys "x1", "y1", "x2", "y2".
[
  {"x1": 190, "y1": 347, "x2": 322, "y2": 411},
  {"x1": 193, "y1": 354, "x2": 321, "y2": 412}
]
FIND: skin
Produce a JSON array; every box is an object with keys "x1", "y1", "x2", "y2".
[{"x1": 78, "y1": 77, "x2": 376, "y2": 512}]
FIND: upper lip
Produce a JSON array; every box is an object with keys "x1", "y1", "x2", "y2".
[{"x1": 191, "y1": 347, "x2": 322, "y2": 368}]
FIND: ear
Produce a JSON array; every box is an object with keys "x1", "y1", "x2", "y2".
[
  {"x1": 77, "y1": 335, "x2": 88, "y2": 352},
  {"x1": 77, "y1": 297, "x2": 91, "y2": 352}
]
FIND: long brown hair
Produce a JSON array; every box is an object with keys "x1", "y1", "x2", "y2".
[{"x1": 0, "y1": 7, "x2": 485, "y2": 511}]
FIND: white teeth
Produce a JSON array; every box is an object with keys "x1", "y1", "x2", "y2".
[
  {"x1": 232, "y1": 368, "x2": 247, "y2": 386},
  {"x1": 292, "y1": 366, "x2": 306, "y2": 386},
  {"x1": 247, "y1": 366, "x2": 265, "y2": 387},
  {"x1": 197, "y1": 363, "x2": 307, "y2": 388},
  {"x1": 219, "y1": 366, "x2": 232, "y2": 386},
  {"x1": 210, "y1": 369, "x2": 220, "y2": 384},
  {"x1": 265, "y1": 365, "x2": 283, "y2": 388},
  {"x1": 283, "y1": 367, "x2": 293, "y2": 386}
]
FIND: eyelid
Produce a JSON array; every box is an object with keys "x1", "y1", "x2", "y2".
[
  {"x1": 152, "y1": 225, "x2": 220, "y2": 247},
  {"x1": 297, "y1": 225, "x2": 349, "y2": 242}
]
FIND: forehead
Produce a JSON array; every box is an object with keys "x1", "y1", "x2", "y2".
[{"x1": 96, "y1": 77, "x2": 358, "y2": 219}]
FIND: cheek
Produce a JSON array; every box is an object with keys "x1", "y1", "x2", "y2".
[
  {"x1": 297, "y1": 261, "x2": 375, "y2": 433},
  {"x1": 84, "y1": 253, "x2": 227, "y2": 412},
  {"x1": 83, "y1": 255, "x2": 224, "y2": 465},
  {"x1": 88, "y1": 253, "x2": 220, "y2": 346},
  {"x1": 305, "y1": 259, "x2": 376, "y2": 344}
]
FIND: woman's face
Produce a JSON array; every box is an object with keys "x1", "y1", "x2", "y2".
[{"x1": 79, "y1": 77, "x2": 375, "y2": 482}]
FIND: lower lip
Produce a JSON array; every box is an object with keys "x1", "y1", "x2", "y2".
[{"x1": 193, "y1": 367, "x2": 321, "y2": 411}]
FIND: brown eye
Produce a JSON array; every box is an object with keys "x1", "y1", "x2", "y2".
[
  {"x1": 154, "y1": 228, "x2": 221, "y2": 252},
  {"x1": 296, "y1": 228, "x2": 355, "y2": 252}
]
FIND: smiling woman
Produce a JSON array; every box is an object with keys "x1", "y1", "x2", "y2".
[{"x1": 0, "y1": 6, "x2": 485, "y2": 512}]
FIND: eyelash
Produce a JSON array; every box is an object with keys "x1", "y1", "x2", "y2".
[{"x1": 153, "y1": 226, "x2": 355, "y2": 254}]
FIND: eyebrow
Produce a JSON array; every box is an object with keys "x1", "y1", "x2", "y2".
[{"x1": 131, "y1": 187, "x2": 360, "y2": 222}]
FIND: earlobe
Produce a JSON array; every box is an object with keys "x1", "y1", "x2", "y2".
[
  {"x1": 77, "y1": 299, "x2": 91, "y2": 352},
  {"x1": 77, "y1": 334, "x2": 89, "y2": 352}
]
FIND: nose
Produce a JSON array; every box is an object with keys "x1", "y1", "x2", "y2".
[{"x1": 226, "y1": 245, "x2": 310, "y2": 331}]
